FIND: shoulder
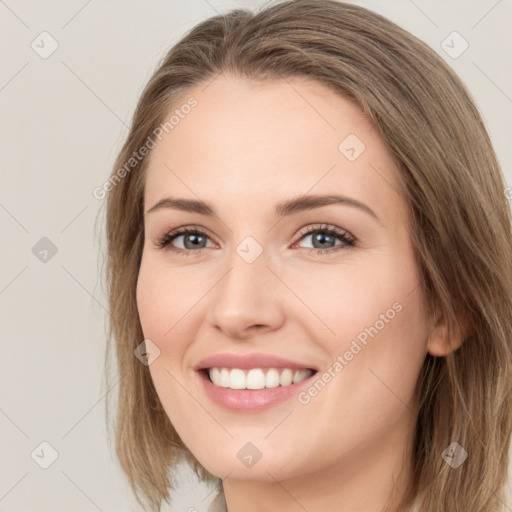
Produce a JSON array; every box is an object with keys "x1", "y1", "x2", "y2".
[{"x1": 207, "y1": 490, "x2": 227, "y2": 512}]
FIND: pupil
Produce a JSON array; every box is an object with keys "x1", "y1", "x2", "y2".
[
  {"x1": 185, "y1": 234, "x2": 204, "y2": 249},
  {"x1": 314, "y1": 233, "x2": 333, "y2": 248}
]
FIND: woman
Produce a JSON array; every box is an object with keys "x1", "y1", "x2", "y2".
[{"x1": 102, "y1": 1, "x2": 512, "y2": 510}]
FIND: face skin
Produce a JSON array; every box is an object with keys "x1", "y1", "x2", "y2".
[{"x1": 136, "y1": 74, "x2": 452, "y2": 512}]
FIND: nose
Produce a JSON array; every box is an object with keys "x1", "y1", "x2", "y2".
[{"x1": 207, "y1": 249, "x2": 286, "y2": 340}]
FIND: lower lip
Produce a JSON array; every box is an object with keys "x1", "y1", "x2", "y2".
[{"x1": 197, "y1": 370, "x2": 317, "y2": 411}]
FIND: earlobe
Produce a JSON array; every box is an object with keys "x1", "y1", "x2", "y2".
[{"x1": 426, "y1": 313, "x2": 471, "y2": 357}]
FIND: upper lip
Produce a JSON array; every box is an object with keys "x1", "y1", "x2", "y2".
[{"x1": 194, "y1": 353, "x2": 318, "y2": 371}]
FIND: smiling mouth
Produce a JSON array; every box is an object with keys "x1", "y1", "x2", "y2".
[{"x1": 202, "y1": 367, "x2": 317, "y2": 390}]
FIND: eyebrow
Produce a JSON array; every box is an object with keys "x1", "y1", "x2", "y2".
[{"x1": 146, "y1": 194, "x2": 380, "y2": 223}]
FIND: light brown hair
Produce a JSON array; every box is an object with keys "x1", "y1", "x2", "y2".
[{"x1": 101, "y1": 1, "x2": 512, "y2": 510}]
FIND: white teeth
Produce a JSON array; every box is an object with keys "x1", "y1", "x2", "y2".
[
  {"x1": 210, "y1": 367, "x2": 220, "y2": 385},
  {"x1": 207, "y1": 367, "x2": 314, "y2": 390},
  {"x1": 293, "y1": 369, "x2": 312, "y2": 384},
  {"x1": 246, "y1": 369, "x2": 265, "y2": 389},
  {"x1": 279, "y1": 368, "x2": 294, "y2": 386},
  {"x1": 220, "y1": 368, "x2": 230, "y2": 387},
  {"x1": 265, "y1": 368, "x2": 280, "y2": 388},
  {"x1": 230, "y1": 368, "x2": 246, "y2": 389}
]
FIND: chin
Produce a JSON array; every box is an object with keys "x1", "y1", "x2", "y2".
[{"x1": 194, "y1": 444, "x2": 306, "y2": 483}]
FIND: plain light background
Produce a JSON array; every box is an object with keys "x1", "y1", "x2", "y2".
[{"x1": 1, "y1": 0, "x2": 511, "y2": 510}]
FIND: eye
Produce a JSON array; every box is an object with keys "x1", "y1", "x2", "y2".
[
  {"x1": 154, "y1": 223, "x2": 356, "y2": 257},
  {"x1": 293, "y1": 223, "x2": 356, "y2": 255},
  {"x1": 153, "y1": 225, "x2": 215, "y2": 257}
]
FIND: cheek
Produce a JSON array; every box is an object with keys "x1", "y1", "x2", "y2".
[
  {"x1": 135, "y1": 255, "x2": 207, "y2": 399},
  {"x1": 135, "y1": 258, "x2": 200, "y2": 429},
  {"x1": 287, "y1": 250, "x2": 424, "y2": 345},
  {"x1": 289, "y1": 268, "x2": 427, "y2": 464},
  {"x1": 136, "y1": 257, "x2": 186, "y2": 340},
  {"x1": 293, "y1": 250, "x2": 428, "y2": 397}
]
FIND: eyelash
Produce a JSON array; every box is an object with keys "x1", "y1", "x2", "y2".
[{"x1": 153, "y1": 223, "x2": 356, "y2": 257}]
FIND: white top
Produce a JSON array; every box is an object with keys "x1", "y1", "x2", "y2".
[
  {"x1": 207, "y1": 491, "x2": 420, "y2": 511},
  {"x1": 207, "y1": 490, "x2": 227, "y2": 512}
]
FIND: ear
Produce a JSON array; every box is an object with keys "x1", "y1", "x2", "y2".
[{"x1": 427, "y1": 312, "x2": 471, "y2": 357}]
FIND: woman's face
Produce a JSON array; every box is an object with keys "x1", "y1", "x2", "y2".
[{"x1": 136, "y1": 74, "x2": 432, "y2": 484}]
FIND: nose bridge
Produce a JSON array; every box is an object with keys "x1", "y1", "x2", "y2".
[
  {"x1": 219, "y1": 237, "x2": 272, "y2": 308},
  {"x1": 208, "y1": 234, "x2": 284, "y2": 336}
]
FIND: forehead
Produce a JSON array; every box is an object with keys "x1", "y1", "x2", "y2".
[{"x1": 143, "y1": 74, "x2": 404, "y2": 223}]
